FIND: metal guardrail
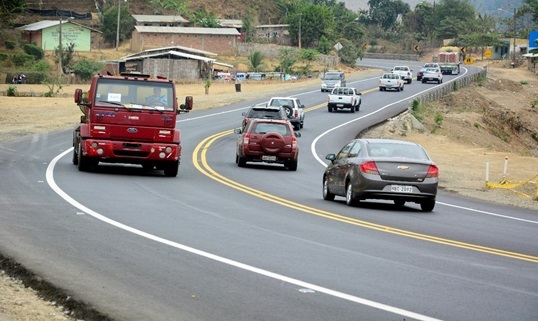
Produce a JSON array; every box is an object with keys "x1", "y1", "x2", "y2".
[
  {"x1": 362, "y1": 53, "x2": 420, "y2": 61},
  {"x1": 412, "y1": 67, "x2": 487, "y2": 105}
]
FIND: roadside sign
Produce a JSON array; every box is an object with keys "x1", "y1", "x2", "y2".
[
  {"x1": 334, "y1": 42, "x2": 343, "y2": 51},
  {"x1": 484, "y1": 50, "x2": 492, "y2": 59},
  {"x1": 464, "y1": 56, "x2": 474, "y2": 65}
]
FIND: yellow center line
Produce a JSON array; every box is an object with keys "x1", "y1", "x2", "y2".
[{"x1": 192, "y1": 127, "x2": 538, "y2": 264}]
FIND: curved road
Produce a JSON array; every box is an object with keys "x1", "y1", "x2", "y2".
[{"x1": 1, "y1": 59, "x2": 537, "y2": 321}]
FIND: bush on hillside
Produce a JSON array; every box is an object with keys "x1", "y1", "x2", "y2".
[
  {"x1": 23, "y1": 44, "x2": 44, "y2": 60},
  {"x1": 71, "y1": 58, "x2": 104, "y2": 81},
  {"x1": 4, "y1": 40, "x2": 17, "y2": 50},
  {"x1": 11, "y1": 52, "x2": 34, "y2": 67}
]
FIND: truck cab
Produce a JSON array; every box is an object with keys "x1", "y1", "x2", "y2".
[{"x1": 72, "y1": 72, "x2": 193, "y2": 177}]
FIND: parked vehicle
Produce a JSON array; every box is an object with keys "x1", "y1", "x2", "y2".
[
  {"x1": 417, "y1": 63, "x2": 440, "y2": 81},
  {"x1": 321, "y1": 70, "x2": 346, "y2": 92},
  {"x1": 391, "y1": 66, "x2": 413, "y2": 84},
  {"x1": 421, "y1": 68, "x2": 443, "y2": 84},
  {"x1": 378, "y1": 73, "x2": 405, "y2": 92},
  {"x1": 234, "y1": 119, "x2": 301, "y2": 171},
  {"x1": 322, "y1": 139, "x2": 438, "y2": 212},
  {"x1": 267, "y1": 97, "x2": 305, "y2": 130},
  {"x1": 327, "y1": 87, "x2": 362, "y2": 113},
  {"x1": 241, "y1": 104, "x2": 289, "y2": 131},
  {"x1": 72, "y1": 72, "x2": 193, "y2": 177}
]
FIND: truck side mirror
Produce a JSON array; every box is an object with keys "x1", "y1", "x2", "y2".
[
  {"x1": 74, "y1": 89, "x2": 83, "y2": 104},
  {"x1": 179, "y1": 96, "x2": 193, "y2": 113}
]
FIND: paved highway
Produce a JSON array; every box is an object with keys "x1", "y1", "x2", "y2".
[{"x1": 1, "y1": 59, "x2": 537, "y2": 321}]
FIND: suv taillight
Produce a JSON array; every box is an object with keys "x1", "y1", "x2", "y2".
[{"x1": 243, "y1": 133, "x2": 250, "y2": 145}]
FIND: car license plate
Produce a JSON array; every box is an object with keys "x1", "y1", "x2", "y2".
[
  {"x1": 337, "y1": 104, "x2": 344, "y2": 107},
  {"x1": 262, "y1": 155, "x2": 276, "y2": 161},
  {"x1": 391, "y1": 185, "x2": 413, "y2": 193}
]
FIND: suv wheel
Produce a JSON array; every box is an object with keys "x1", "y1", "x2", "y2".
[
  {"x1": 236, "y1": 154, "x2": 246, "y2": 167},
  {"x1": 286, "y1": 160, "x2": 298, "y2": 171}
]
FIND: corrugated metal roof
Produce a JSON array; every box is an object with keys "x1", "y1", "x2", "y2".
[
  {"x1": 132, "y1": 14, "x2": 188, "y2": 23},
  {"x1": 122, "y1": 50, "x2": 216, "y2": 63},
  {"x1": 123, "y1": 46, "x2": 218, "y2": 59},
  {"x1": 134, "y1": 26, "x2": 240, "y2": 36},
  {"x1": 16, "y1": 20, "x2": 62, "y2": 31},
  {"x1": 214, "y1": 61, "x2": 234, "y2": 68},
  {"x1": 15, "y1": 20, "x2": 101, "y2": 33},
  {"x1": 219, "y1": 19, "x2": 243, "y2": 28},
  {"x1": 256, "y1": 24, "x2": 290, "y2": 28}
]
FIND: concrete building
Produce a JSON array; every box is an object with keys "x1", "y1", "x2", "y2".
[{"x1": 131, "y1": 26, "x2": 240, "y2": 55}]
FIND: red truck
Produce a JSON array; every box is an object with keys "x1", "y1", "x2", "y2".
[{"x1": 72, "y1": 72, "x2": 193, "y2": 177}]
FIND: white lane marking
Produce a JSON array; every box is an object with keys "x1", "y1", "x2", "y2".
[
  {"x1": 46, "y1": 149, "x2": 442, "y2": 321},
  {"x1": 310, "y1": 67, "x2": 538, "y2": 224},
  {"x1": 178, "y1": 77, "x2": 380, "y2": 123},
  {"x1": 311, "y1": 67, "x2": 470, "y2": 167}
]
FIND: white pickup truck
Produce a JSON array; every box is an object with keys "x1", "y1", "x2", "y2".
[
  {"x1": 391, "y1": 66, "x2": 413, "y2": 84},
  {"x1": 379, "y1": 73, "x2": 405, "y2": 91},
  {"x1": 327, "y1": 87, "x2": 362, "y2": 113}
]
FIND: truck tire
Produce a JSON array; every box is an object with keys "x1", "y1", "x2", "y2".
[
  {"x1": 163, "y1": 160, "x2": 179, "y2": 177},
  {"x1": 77, "y1": 143, "x2": 92, "y2": 172},
  {"x1": 350, "y1": 106, "x2": 355, "y2": 113}
]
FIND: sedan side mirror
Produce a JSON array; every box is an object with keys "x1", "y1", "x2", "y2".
[
  {"x1": 325, "y1": 154, "x2": 336, "y2": 162},
  {"x1": 234, "y1": 128, "x2": 242, "y2": 134}
]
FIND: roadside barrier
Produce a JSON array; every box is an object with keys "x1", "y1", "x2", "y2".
[
  {"x1": 485, "y1": 158, "x2": 538, "y2": 200},
  {"x1": 413, "y1": 67, "x2": 488, "y2": 105}
]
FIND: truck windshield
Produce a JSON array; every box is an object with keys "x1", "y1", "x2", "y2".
[
  {"x1": 95, "y1": 79, "x2": 174, "y2": 111},
  {"x1": 323, "y1": 74, "x2": 341, "y2": 80}
]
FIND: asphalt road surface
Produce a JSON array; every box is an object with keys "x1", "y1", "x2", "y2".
[{"x1": 1, "y1": 59, "x2": 537, "y2": 321}]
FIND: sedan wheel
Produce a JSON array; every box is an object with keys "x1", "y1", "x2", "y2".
[
  {"x1": 345, "y1": 183, "x2": 358, "y2": 206},
  {"x1": 420, "y1": 200, "x2": 435, "y2": 212},
  {"x1": 322, "y1": 176, "x2": 335, "y2": 201}
]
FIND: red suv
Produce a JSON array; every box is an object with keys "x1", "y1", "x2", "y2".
[{"x1": 234, "y1": 119, "x2": 301, "y2": 171}]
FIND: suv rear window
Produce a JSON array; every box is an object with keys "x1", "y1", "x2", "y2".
[
  {"x1": 247, "y1": 107, "x2": 285, "y2": 120},
  {"x1": 251, "y1": 122, "x2": 290, "y2": 135}
]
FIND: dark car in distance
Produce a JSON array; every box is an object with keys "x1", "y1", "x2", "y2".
[
  {"x1": 322, "y1": 139, "x2": 438, "y2": 211},
  {"x1": 234, "y1": 119, "x2": 300, "y2": 171},
  {"x1": 241, "y1": 104, "x2": 289, "y2": 131}
]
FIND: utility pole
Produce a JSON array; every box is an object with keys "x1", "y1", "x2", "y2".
[
  {"x1": 512, "y1": 7, "x2": 516, "y2": 65},
  {"x1": 116, "y1": 0, "x2": 121, "y2": 50},
  {"x1": 298, "y1": 13, "x2": 302, "y2": 49},
  {"x1": 59, "y1": 16, "x2": 63, "y2": 75}
]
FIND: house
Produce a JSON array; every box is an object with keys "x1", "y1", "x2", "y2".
[
  {"x1": 255, "y1": 24, "x2": 291, "y2": 46},
  {"x1": 131, "y1": 26, "x2": 240, "y2": 55},
  {"x1": 109, "y1": 46, "x2": 233, "y2": 80},
  {"x1": 15, "y1": 20, "x2": 101, "y2": 51}
]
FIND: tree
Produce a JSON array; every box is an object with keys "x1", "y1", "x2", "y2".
[
  {"x1": 277, "y1": 48, "x2": 297, "y2": 74},
  {"x1": 523, "y1": 0, "x2": 538, "y2": 25},
  {"x1": 100, "y1": 5, "x2": 135, "y2": 46},
  {"x1": 249, "y1": 51, "x2": 264, "y2": 72},
  {"x1": 191, "y1": 10, "x2": 219, "y2": 28},
  {"x1": 149, "y1": 0, "x2": 191, "y2": 16},
  {"x1": 431, "y1": 0, "x2": 477, "y2": 40},
  {"x1": 366, "y1": 0, "x2": 411, "y2": 30},
  {"x1": 241, "y1": 14, "x2": 256, "y2": 43},
  {"x1": 287, "y1": 4, "x2": 335, "y2": 48},
  {"x1": 337, "y1": 38, "x2": 359, "y2": 66},
  {"x1": 317, "y1": 35, "x2": 332, "y2": 54},
  {"x1": 298, "y1": 49, "x2": 319, "y2": 76}
]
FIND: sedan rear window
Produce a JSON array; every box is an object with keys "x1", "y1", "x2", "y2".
[{"x1": 367, "y1": 143, "x2": 428, "y2": 159}]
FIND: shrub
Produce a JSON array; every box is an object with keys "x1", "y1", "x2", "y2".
[
  {"x1": 0, "y1": 52, "x2": 9, "y2": 61},
  {"x1": 32, "y1": 60, "x2": 50, "y2": 72},
  {"x1": 11, "y1": 52, "x2": 34, "y2": 67},
  {"x1": 23, "y1": 44, "x2": 44, "y2": 60},
  {"x1": 5, "y1": 40, "x2": 16, "y2": 50},
  {"x1": 70, "y1": 58, "x2": 103, "y2": 81},
  {"x1": 7, "y1": 86, "x2": 17, "y2": 96}
]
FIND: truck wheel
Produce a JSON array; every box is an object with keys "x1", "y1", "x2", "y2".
[
  {"x1": 350, "y1": 106, "x2": 355, "y2": 113},
  {"x1": 379, "y1": 87, "x2": 383, "y2": 91},
  {"x1": 408, "y1": 79, "x2": 412, "y2": 84},
  {"x1": 72, "y1": 145, "x2": 79, "y2": 165},
  {"x1": 77, "y1": 143, "x2": 92, "y2": 172},
  {"x1": 163, "y1": 160, "x2": 179, "y2": 177},
  {"x1": 328, "y1": 106, "x2": 333, "y2": 112}
]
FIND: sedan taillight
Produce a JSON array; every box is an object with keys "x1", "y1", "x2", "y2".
[
  {"x1": 360, "y1": 161, "x2": 379, "y2": 175},
  {"x1": 426, "y1": 165, "x2": 439, "y2": 178}
]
